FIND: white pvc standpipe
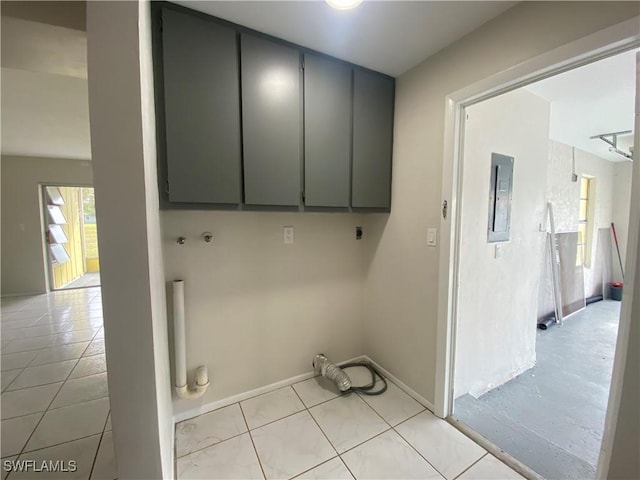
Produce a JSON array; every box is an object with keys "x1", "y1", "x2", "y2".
[
  {"x1": 173, "y1": 280, "x2": 187, "y2": 388},
  {"x1": 173, "y1": 280, "x2": 209, "y2": 399}
]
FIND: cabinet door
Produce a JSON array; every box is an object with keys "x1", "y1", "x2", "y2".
[
  {"x1": 162, "y1": 8, "x2": 241, "y2": 204},
  {"x1": 241, "y1": 34, "x2": 301, "y2": 206},
  {"x1": 304, "y1": 54, "x2": 351, "y2": 207},
  {"x1": 352, "y1": 70, "x2": 394, "y2": 209}
]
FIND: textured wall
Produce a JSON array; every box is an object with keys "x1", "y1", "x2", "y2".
[{"x1": 454, "y1": 89, "x2": 550, "y2": 397}]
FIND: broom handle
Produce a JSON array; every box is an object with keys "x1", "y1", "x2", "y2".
[{"x1": 611, "y1": 222, "x2": 625, "y2": 281}]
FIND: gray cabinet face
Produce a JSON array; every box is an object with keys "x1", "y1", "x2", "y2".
[
  {"x1": 352, "y1": 70, "x2": 394, "y2": 209},
  {"x1": 241, "y1": 34, "x2": 302, "y2": 206},
  {"x1": 162, "y1": 8, "x2": 241, "y2": 204},
  {"x1": 304, "y1": 54, "x2": 351, "y2": 207}
]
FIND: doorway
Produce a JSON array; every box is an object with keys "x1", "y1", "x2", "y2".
[
  {"x1": 43, "y1": 185, "x2": 101, "y2": 290},
  {"x1": 450, "y1": 57, "x2": 634, "y2": 476},
  {"x1": 434, "y1": 31, "x2": 638, "y2": 480}
]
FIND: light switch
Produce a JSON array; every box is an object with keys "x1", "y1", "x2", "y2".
[
  {"x1": 283, "y1": 226, "x2": 294, "y2": 245},
  {"x1": 427, "y1": 228, "x2": 437, "y2": 247}
]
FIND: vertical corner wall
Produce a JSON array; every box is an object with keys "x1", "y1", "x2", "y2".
[
  {"x1": 454, "y1": 89, "x2": 550, "y2": 398},
  {"x1": 86, "y1": 1, "x2": 173, "y2": 477}
]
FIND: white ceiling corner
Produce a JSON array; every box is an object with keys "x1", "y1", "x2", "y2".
[
  {"x1": 1, "y1": 16, "x2": 90, "y2": 160},
  {"x1": 172, "y1": 1, "x2": 516, "y2": 77},
  {"x1": 1, "y1": 67, "x2": 91, "y2": 160},
  {"x1": 524, "y1": 49, "x2": 637, "y2": 163}
]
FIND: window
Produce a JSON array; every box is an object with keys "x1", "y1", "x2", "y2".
[{"x1": 577, "y1": 176, "x2": 593, "y2": 266}]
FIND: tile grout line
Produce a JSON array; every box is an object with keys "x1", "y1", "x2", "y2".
[
  {"x1": 175, "y1": 428, "x2": 249, "y2": 460},
  {"x1": 174, "y1": 378, "x2": 430, "y2": 478},
  {"x1": 89, "y1": 428, "x2": 107, "y2": 480},
  {"x1": 171, "y1": 369, "x2": 499, "y2": 480},
  {"x1": 15, "y1": 353, "x2": 87, "y2": 457},
  {"x1": 336, "y1": 426, "x2": 393, "y2": 457},
  {"x1": 288, "y1": 455, "x2": 343, "y2": 480},
  {"x1": 241, "y1": 388, "x2": 307, "y2": 431},
  {"x1": 3, "y1": 363, "x2": 80, "y2": 393},
  {"x1": 289, "y1": 385, "x2": 343, "y2": 478},
  {"x1": 1, "y1": 366, "x2": 27, "y2": 393},
  {"x1": 391, "y1": 412, "x2": 468, "y2": 480},
  {"x1": 19, "y1": 431, "x2": 104, "y2": 457},
  {"x1": 239, "y1": 401, "x2": 268, "y2": 480},
  {"x1": 175, "y1": 386, "x2": 336, "y2": 462},
  {"x1": 452, "y1": 452, "x2": 488, "y2": 480},
  {"x1": 13, "y1": 298, "x2": 105, "y2": 461}
]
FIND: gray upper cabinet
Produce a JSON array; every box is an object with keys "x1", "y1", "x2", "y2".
[
  {"x1": 352, "y1": 69, "x2": 394, "y2": 209},
  {"x1": 155, "y1": 5, "x2": 394, "y2": 211},
  {"x1": 162, "y1": 8, "x2": 242, "y2": 204},
  {"x1": 304, "y1": 54, "x2": 351, "y2": 208},
  {"x1": 241, "y1": 34, "x2": 302, "y2": 207}
]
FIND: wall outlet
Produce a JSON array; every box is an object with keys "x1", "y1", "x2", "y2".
[
  {"x1": 495, "y1": 244, "x2": 503, "y2": 259},
  {"x1": 283, "y1": 226, "x2": 294, "y2": 244},
  {"x1": 427, "y1": 228, "x2": 437, "y2": 247},
  {"x1": 356, "y1": 226, "x2": 363, "y2": 240}
]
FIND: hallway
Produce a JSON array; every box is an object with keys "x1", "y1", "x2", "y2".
[{"x1": 1, "y1": 287, "x2": 116, "y2": 479}]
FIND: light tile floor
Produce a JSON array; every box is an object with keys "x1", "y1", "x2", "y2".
[
  {"x1": 176, "y1": 371, "x2": 525, "y2": 480},
  {"x1": 1, "y1": 287, "x2": 116, "y2": 480}
]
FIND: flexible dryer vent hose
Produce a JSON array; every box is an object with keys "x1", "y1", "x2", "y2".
[{"x1": 313, "y1": 354, "x2": 388, "y2": 395}]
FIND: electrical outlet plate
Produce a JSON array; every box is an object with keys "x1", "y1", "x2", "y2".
[{"x1": 283, "y1": 226, "x2": 294, "y2": 244}]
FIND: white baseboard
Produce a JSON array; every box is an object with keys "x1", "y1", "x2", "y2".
[
  {"x1": 363, "y1": 356, "x2": 435, "y2": 413},
  {"x1": 173, "y1": 355, "x2": 367, "y2": 424},
  {"x1": 1, "y1": 291, "x2": 45, "y2": 298}
]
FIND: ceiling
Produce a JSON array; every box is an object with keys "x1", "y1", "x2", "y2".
[
  {"x1": 0, "y1": 1, "x2": 635, "y2": 163},
  {"x1": 1, "y1": 67, "x2": 91, "y2": 160},
  {"x1": 524, "y1": 49, "x2": 637, "y2": 163},
  {"x1": 1, "y1": 16, "x2": 90, "y2": 159},
  {"x1": 174, "y1": 1, "x2": 515, "y2": 77},
  {"x1": 0, "y1": 1, "x2": 516, "y2": 160}
]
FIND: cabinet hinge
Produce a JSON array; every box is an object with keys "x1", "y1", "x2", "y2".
[
  {"x1": 301, "y1": 191, "x2": 305, "y2": 203},
  {"x1": 165, "y1": 180, "x2": 170, "y2": 194},
  {"x1": 301, "y1": 58, "x2": 305, "y2": 71}
]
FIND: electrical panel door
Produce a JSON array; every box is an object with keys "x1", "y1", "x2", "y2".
[{"x1": 488, "y1": 153, "x2": 514, "y2": 242}]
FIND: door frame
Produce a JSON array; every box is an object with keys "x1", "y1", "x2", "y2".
[
  {"x1": 41, "y1": 182, "x2": 96, "y2": 292},
  {"x1": 434, "y1": 15, "x2": 640, "y2": 476}
]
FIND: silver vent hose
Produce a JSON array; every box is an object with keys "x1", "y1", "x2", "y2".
[
  {"x1": 312, "y1": 354, "x2": 387, "y2": 395},
  {"x1": 313, "y1": 354, "x2": 352, "y2": 391}
]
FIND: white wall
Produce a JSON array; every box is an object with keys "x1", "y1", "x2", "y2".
[
  {"x1": 607, "y1": 226, "x2": 640, "y2": 477},
  {"x1": 454, "y1": 89, "x2": 549, "y2": 398},
  {"x1": 545, "y1": 141, "x2": 626, "y2": 298},
  {"x1": 1, "y1": 155, "x2": 93, "y2": 296},
  {"x1": 87, "y1": 1, "x2": 173, "y2": 478},
  {"x1": 164, "y1": 211, "x2": 367, "y2": 416},
  {"x1": 612, "y1": 161, "x2": 633, "y2": 283},
  {"x1": 604, "y1": 55, "x2": 639, "y2": 475},
  {"x1": 364, "y1": 1, "x2": 640, "y2": 404}
]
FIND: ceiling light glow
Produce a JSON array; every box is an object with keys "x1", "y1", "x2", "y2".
[{"x1": 326, "y1": 0, "x2": 363, "y2": 10}]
